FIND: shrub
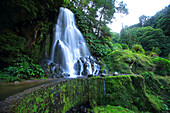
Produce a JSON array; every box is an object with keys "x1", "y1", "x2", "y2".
[
  {"x1": 104, "y1": 50, "x2": 153, "y2": 74},
  {"x1": 152, "y1": 57, "x2": 170, "y2": 76},
  {"x1": 121, "y1": 44, "x2": 129, "y2": 50},
  {"x1": 141, "y1": 71, "x2": 155, "y2": 80},
  {"x1": 145, "y1": 51, "x2": 158, "y2": 57},
  {"x1": 0, "y1": 55, "x2": 45, "y2": 82},
  {"x1": 152, "y1": 47, "x2": 161, "y2": 55},
  {"x1": 112, "y1": 43, "x2": 122, "y2": 50},
  {"x1": 132, "y1": 44, "x2": 145, "y2": 53}
]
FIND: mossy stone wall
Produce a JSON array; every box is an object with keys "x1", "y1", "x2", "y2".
[
  {"x1": 1, "y1": 78, "x2": 104, "y2": 113},
  {"x1": 0, "y1": 76, "x2": 160, "y2": 113},
  {"x1": 105, "y1": 75, "x2": 158, "y2": 112}
]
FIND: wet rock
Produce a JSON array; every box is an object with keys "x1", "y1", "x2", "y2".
[
  {"x1": 54, "y1": 64, "x2": 62, "y2": 74},
  {"x1": 103, "y1": 70, "x2": 107, "y2": 74},
  {"x1": 100, "y1": 74, "x2": 106, "y2": 77},
  {"x1": 113, "y1": 71, "x2": 119, "y2": 76},
  {"x1": 73, "y1": 60, "x2": 81, "y2": 75},
  {"x1": 14, "y1": 81, "x2": 20, "y2": 84},
  {"x1": 87, "y1": 74, "x2": 94, "y2": 77},
  {"x1": 62, "y1": 72, "x2": 70, "y2": 77},
  {"x1": 41, "y1": 56, "x2": 101, "y2": 78},
  {"x1": 99, "y1": 69, "x2": 107, "y2": 77},
  {"x1": 80, "y1": 57, "x2": 86, "y2": 63}
]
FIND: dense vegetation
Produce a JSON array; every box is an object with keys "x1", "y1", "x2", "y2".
[
  {"x1": 0, "y1": 0, "x2": 169, "y2": 112},
  {"x1": 119, "y1": 6, "x2": 170, "y2": 57}
]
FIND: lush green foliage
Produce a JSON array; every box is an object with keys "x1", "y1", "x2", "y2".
[
  {"x1": 132, "y1": 44, "x2": 145, "y2": 53},
  {"x1": 120, "y1": 26, "x2": 168, "y2": 57},
  {"x1": 152, "y1": 57, "x2": 170, "y2": 76},
  {"x1": 152, "y1": 47, "x2": 162, "y2": 55},
  {"x1": 92, "y1": 105, "x2": 134, "y2": 113},
  {"x1": 0, "y1": 0, "x2": 63, "y2": 29},
  {"x1": 103, "y1": 49, "x2": 153, "y2": 74},
  {"x1": 112, "y1": 43, "x2": 123, "y2": 50},
  {"x1": 0, "y1": 55, "x2": 45, "y2": 82},
  {"x1": 144, "y1": 5, "x2": 170, "y2": 36},
  {"x1": 121, "y1": 44, "x2": 129, "y2": 50},
  {"x1": 140, "y1": 72, "x2": 169, "y2": 111},
  {"x1": 141, "y1": 71, "x2": 155, "y2": 80},
  {"x1": 0, "y1": 0, "x2": 65, "y2": 67},
  {"x1": 0, "y1": 33, "x2": 26, "y2": 69},
  {"x1": 119, "y1": 6, "x2": 170, "y2": 57}
]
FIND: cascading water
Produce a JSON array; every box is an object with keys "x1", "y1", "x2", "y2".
[{"x1": 50, "y1": 7, "x2": 100, "y2": 78}]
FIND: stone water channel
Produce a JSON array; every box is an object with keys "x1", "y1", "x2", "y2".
[
  {"x1": 0, "y1": 78, "x2": 70, "y2": 101},
  {"x1": 0, "y1": 75, "x2": 155, "y2": 113},
  {"x1": 0, "y1": 77, "x2": 105, "y2": 113}
]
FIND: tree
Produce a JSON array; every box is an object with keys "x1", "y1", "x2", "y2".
[
  {"x1": 139, "y1": 27, "x2": 168, "y2": 56},
  {"x1": 120, "y1": 26, "x2": 129, "y2": 45},
  {"x1": 120, "y1": 26, "x2": 168, "y2": 57},
  {"x1": 139, "y1": 15, "x2": 148, "y2": 26}
]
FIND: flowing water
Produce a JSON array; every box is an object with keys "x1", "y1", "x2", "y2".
[{"x1": 50, "y1": 7, "x2": 100, "y2": 78}]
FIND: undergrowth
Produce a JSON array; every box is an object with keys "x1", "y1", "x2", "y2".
[{"x1": 0, "y1": 55, "x2": 45, "y2": 83}]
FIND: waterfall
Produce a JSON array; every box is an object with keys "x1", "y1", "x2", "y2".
[{"x1": 50, "y1": 7, "x2": 100, "y2": 78}]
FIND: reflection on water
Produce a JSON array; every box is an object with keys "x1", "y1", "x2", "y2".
[{"x1": 0, "y1": 79, "x2": 57, "y2": 101}]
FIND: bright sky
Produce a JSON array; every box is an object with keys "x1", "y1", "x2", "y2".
[{"x1": 108, "y1": 0, "x2": 170, "y2": 33}]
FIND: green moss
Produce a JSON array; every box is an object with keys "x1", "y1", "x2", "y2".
[
  {"x1": 92, "y1": 105, "x2": 135, "y2": 113},
  {"x1": 132, "y1": 44, "x2": 145, "y2": 53},
  {"x1": 104, "y1": 75, "x2": 162, "y2": 112},
  {"x1": 3, "y1": 75, "x2": 167, "y2": 113},
  {"x1": 152, "y1": 57, "x2": 170, "y2": 76},
  {"x1": 12, "y1": 78, "x2": 104, "y2": 112},
  {"x1": 147, "y1": 94, "x2": 166, "y2": 112},
  {"x1": 143, "y1": 74, "x2": 170, "y2": 112},
  {"x1": 104, "y1": 50, "x2": 153, "y2": 74}
]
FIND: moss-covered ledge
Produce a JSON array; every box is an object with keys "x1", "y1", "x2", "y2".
[
  {"x1": 0, "y1": 78, "x2": 105, "y2": 113},
  {"x1": 105, "y1": 75, "x2": 159, "y2": 112},
  {"x1": 0, "y1": 75, "x2": 160, "y2": 113}
]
